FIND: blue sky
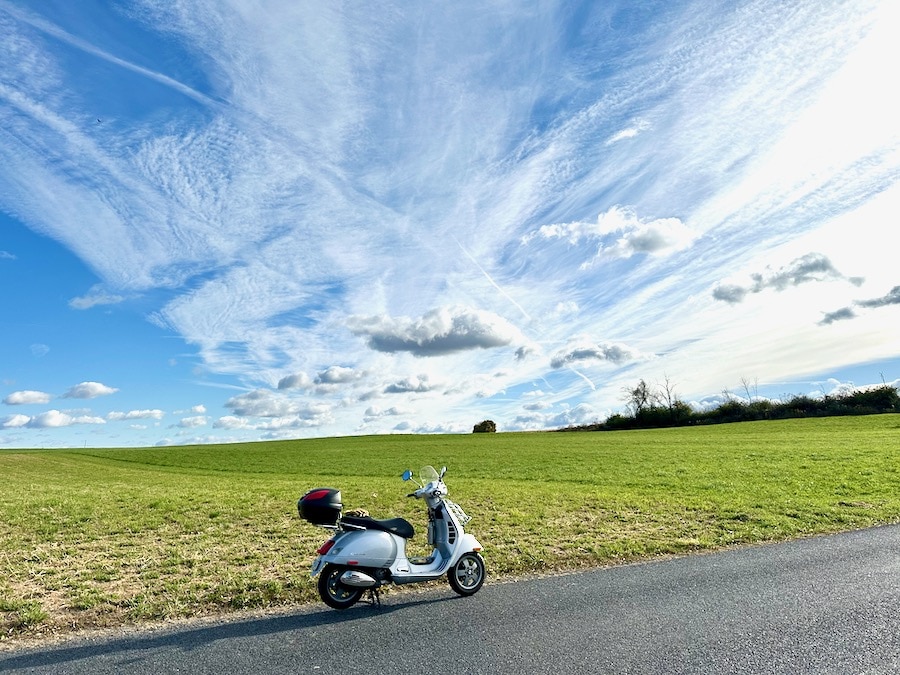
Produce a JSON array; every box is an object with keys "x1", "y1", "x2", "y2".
[{"x1": 2, "y1": 0, "x2": 898, "y2": 449}]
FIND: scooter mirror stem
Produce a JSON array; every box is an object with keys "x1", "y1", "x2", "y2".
[{"x1": 440, "y1": 466, "x2": 447, "y2": 478}]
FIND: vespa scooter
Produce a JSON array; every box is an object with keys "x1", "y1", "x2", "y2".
[{"x1": 298, "y1": 465, "x2": 485, "y2": 609}]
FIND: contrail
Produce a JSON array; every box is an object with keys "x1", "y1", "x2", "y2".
[
  {"x1": 568, "y1": 367, "x2": 596, "y2": 391},
  {"x1": 0, "y1": 1, "x2": 222, "y2": 110},
  {"x1": 453, "y1": 236, "x2": 532, "y2": 321}
]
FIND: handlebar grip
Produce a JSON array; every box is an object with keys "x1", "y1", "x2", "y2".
[{"x1": 407, "y1": 492, "x2": 417, "y2": 497}]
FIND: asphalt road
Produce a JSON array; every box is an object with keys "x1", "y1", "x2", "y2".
[{"x1": 3, "y1": 524, "x2": 899, "y2": 674}]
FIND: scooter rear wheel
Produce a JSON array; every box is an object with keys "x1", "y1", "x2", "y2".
[
  {"x1": 318, "y1": 564, "x2": 364, "y2": 609},
  {"x1": 448, "y1": 552, "x2": 486, "y2": 596}
]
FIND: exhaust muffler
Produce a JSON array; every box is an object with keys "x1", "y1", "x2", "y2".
[{"x1": 340, "y1": 570, "x2": 377, "y2": 588}]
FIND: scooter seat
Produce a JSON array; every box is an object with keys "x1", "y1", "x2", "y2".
[{"x1": 341, "y1": 515, "x2": 415, "y2": 539}]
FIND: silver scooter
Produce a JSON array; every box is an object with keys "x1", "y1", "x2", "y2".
[{"x1": 298, "y1": 465, "x2": 485, "y2": 609}]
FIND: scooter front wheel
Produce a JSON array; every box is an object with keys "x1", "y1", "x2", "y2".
[
  {"x1": 318, "y1": 564, "x2": 364, "y2": 610},
  {"x1": 448, "y1": 552, "x2": 486, "y2": 596}
]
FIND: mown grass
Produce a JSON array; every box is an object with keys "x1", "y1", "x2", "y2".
[{"x1": 2, "y1": 415, "x2": 899, "y2": 641}]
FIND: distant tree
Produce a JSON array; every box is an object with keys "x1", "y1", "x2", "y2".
[
  {"x1": 624, "y1": 379, "x2": 657, "y2": 416},
  {"x1": 473, "y1": 420, "x2": 497, "y2": 433},
  {"x1": 658, "y1": 374, "x2": 679, "y2": 412},
  {"x1": 740, "y1": 376, "x2": 759, "y2": 404}
]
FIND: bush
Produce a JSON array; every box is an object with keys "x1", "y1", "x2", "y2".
[
  {"x1": 557, "y1": 380, "x2": 900, "y2": 433},
  {"x1": 842, "y1": 385, "x2": 900, "y2": 413},
  {"x1": 473, "y1": 420, "x2": 497, "y2": 433}
]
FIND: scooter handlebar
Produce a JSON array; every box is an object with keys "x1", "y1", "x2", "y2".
[{"x1": 407, "y1": 482, "x2": 447, "y2": 499}]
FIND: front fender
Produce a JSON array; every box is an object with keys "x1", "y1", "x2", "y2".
[{"x1": 459, "y1": 533, "x2": 483, "y2": 556}]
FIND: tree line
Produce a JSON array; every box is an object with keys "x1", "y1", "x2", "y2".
[{"x1": 557, "y1": 378, "x2": 900, "y2": 432}]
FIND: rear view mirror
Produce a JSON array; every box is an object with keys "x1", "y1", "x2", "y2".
[{"x1": 402, "y1": 469, "x2": 413, "y2": 481}]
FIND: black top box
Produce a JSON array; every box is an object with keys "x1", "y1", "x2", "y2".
[{"x1": 298, "y1": 488, "x2": 342, "y2": 526}]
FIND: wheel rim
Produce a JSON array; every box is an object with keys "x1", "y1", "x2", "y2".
[
  {"x1": 326, "y1": 570, "x2": 358, "y2": 602},
  {"x1": 454, "y1": 556, "x2": 483, "y2": 590}
]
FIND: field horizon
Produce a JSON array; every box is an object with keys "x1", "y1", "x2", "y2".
[{"x1": 3, "y1": 415, "x2": 899, "y2": 645}]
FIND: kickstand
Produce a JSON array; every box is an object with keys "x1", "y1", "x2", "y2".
[{"x1": 365, "y1": 588, "x2": 382, "y2": 608}]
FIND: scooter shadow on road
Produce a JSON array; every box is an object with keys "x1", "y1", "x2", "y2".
[{"x1": 0, "y1": 593, "x2": 463, "y2": 671}]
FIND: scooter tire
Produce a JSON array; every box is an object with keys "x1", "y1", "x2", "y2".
[
  {"x1": 448, "y1": 552, "x2": 486, "y2": 596},
  {"x1": 318, "y1": 564, "x2": 364, "y2": 610}
]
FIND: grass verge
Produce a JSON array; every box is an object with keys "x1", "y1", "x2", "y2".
[{"x1": 2, "y1": 415, "x2": 899, "y2": 642}]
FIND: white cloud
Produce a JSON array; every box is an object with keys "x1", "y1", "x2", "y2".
[
  {"x1": 213, "y1": 415, "x2": 254, "y2": 430},
  {"x1": 173, "y1": 404, "x2": 208, "y2": 415},
  {"x1": 69, "y1": 284, "x2": 125, "y2": 309},
  {"x1": 3, "y1": 390, "x2": 52, "y2": 405},
  {"x1": 507, "y1": 403, "x2": 603, "y2": 431},
  {"x1": 392, "y1": 420, "x2": 468, "y2": 434},
  {"x1": 384, "y1": 375, "x2": 435, "y2": 395},
  {"x1": 30, "y1": 344, "x2": 49, "y2": 358},
  {"x1": 62, "y1": 382, "x2": 118, "y2": 399},
  {"x1": 824, "y1": 286, "x2": 900, "y2": 326},
  {"x1": 550, "y1": 340, "x2": 644, "y2": 369},
  {"x1": 277, "y1": 372, "x2": 312, "y2": 390},
  {"x1": 0, "y1": 250, "x2": 16, "y2": 260},
  {"x1": 2, "y1": 414, "x2": 31, "y2": 428},
  {"x1": 224, "y1": 388, "x2": 332, "y2": 423},
  {"x1": 107, "y1": 409, "x2": 164, "y2": 421},
  {"x1": 713, "y1": 252, "x2": 861, "y2": 304},
  {"x1": 530, "y1": 206, "x2": 697, "y2": 263},
  {"x1": 553, "y1": 301, "x2": 579, "y2": 317},
  {"x1": 819, "y1": 307, "x2": 856, "y2": 326},
  {"x1": 349, "y1": 306, "x2": 525, "y2": 357},
  {"x1": 315, "y1": 366, "x2": 364, "y2": 385},
  {"x1": 857, "y1": 285, "x2": 900, "y2": 309},
  {"x1": 605, "y1": 119, "x2": 651, "y2": 145},
  {"x1": 255, "y1": 415, "x2": 332, "y2": 431},
  {"x1": 26, "y1": 410, "x2": 106, "y2": 428},
  {"x1": 363, "y1": 405, "x2": 413, "y2": 422},
  {"x1": 176, "y1": 415, "x2": 208, "y2": 428}
]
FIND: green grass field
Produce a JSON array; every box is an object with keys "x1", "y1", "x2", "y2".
[{"x1": 2, "y1": 415, "x2": 899, "y2": 641}]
